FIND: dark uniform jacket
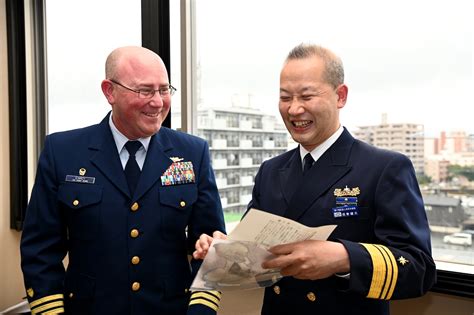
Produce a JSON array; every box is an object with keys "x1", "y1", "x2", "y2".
[
  {"x1": 248, "y1": 128, "x2": 436, "y2": 315},
  {"x1": 20, "y1": 113, "x2": 225, "y2": 315}
]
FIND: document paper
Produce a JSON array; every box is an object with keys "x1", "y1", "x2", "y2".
[{"x1": 190, "y1": 208, "x2": 337, "y2": 291}]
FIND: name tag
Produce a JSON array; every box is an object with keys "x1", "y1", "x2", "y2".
[
  {"x1": 332, "y1": 205, "x2": 359, "y2": 218},
  {"x1": 65, "y1": 175, "x2": 95, "y2": 184}
]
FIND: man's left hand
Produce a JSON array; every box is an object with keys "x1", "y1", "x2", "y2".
[{"x1": 262, "y1": 240, "x2": 350, "y2": 280}]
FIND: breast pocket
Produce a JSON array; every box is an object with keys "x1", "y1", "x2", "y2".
[
  {"x1": 159, "y1": 184, "x2": 197, "y2": 240},
  {"x1": 58, "y1": 183, "x2": 103, "y2": 240},
  {"x1": 323, "y1": 206, "x2": 374, "y2": 241}
]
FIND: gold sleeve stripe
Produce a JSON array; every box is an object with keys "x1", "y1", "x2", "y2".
[
  {"x1": 375, "y1": 244, "x2": 398, "y2": 300},
  {"x1": 190, "y1": 291, "x2": 221, "y2": 305},
  {"x1": 361, "y1": 243, "x2": 387, "y2": 299},
  {"x1": 30, "y1": 294, "x2": 64, "y2": 308},
  {"x1": 361, "y1": 243, "x2": 398, "y2": 300},
  {"x1": 31, "y1": 301, "x2": 64, "y2": 314},
  {"x1": 44, "y1": 307, "x2": 65, "y2": 314},
  {"x1": 189, "y1": 298, "x2": 219, "y2": 311},
  {"x1": 374, "y1": 244, "x2": 393, "y2": 299},
  {"x1": 191, "y1": 290, "x2": 221, "y2": 299}
]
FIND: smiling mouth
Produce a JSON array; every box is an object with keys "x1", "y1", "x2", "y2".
[
  {"x1": 292, "y1": 120, "x2": 312, "y2": 128},
  {"x1": 143, "y1": 112, "x2": 159, "y2": 118}
]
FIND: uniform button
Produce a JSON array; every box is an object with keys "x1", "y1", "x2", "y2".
[
  {"x1": 72, "y1": 200, "x2": 79, "y2": 206},
  {"x1": 306, "y1": 292, "x2": 316, "y2": 302},
  {"x1": 273, "y1": 286, "x2": 281, "y2": 295},
  {"x1": 132, "y1": 282, "x2": 140, "y2": 291},
  {"x1": 130, "y1": 229, "x2": 139, "y2": 238},
  {"x1": 131, "y1": 256, "x2": 140, "y2": 265},
  {"x1": 69, "y1": 293, "x2": 74, "y2": 298},
  {"x1": 184, "y1": 288, "x2": 189, "y2": 293},
  {"x1": 130, "y1": 202, "x2": 139, "y2": 212},
  {"x1": 179, "y1": 201, "x2": 186, "y2": 208}
]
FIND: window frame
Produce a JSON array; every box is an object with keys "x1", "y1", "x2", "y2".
[{"x1": 6, "y1": 0, "x2": 473, "y2": 299}]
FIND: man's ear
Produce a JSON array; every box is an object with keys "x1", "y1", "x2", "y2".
[
  {"x1": 101, "y1": 80, "x2": 115, "y2": 104},
  {"x1": 336, "y1": 84, "x2": 348, "y2": 109}
]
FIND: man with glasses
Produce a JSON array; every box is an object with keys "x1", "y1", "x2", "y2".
[{"x1": 21, "y1": 46, "x2": 225, "y2": 315}]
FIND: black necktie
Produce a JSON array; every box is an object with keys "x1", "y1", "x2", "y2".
[
  {"x1": 124, "y1": 141, "x2": 142, "y2": 195},
  {"x1": 303, "y1": 153, "x2": 315, "y2": 174}
]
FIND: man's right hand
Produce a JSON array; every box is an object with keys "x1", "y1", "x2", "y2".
[{"x1": 193, "y1": 231, "x2": 227, "y2": 259}]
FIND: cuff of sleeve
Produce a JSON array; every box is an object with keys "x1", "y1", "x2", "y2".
[
  {"x1": 334, "y1": 272, "x2": 351, "y2": 279},
  {"x1": 189, "y1": 290, "x2": 221, "y2": 312},
  {"x1": 29, "y1": 293, "x2": 65, "y2": 314}
]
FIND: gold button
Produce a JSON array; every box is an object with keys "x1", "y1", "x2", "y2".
[
  {"x1": 273, "y1": 286, "x2": 280, "y2": 295},
  {"x1": 131, "y1": 202, "x2": 139, "y2": 212},
  {"x1": 306, "y1": 292, "x2": 316, "y2": 302},
  {"x1": 184, "y1": 288, "x2": 189, "y2": 293},
  {"x1": 132, "y1": 282, "x2": 140, "y2": 291},
  {"x1": 72, "y1": 200, "x2": 79, "y2": 206},
  {"x1": 180, "y1": 200, "x2": 186, "y2": 208},
  {"x1": 131, "y1": 256, "x2": 140, "y2": 265},
  {"x1": 130, "y1": 229, "x2": 139, "y2": 238},
  {"x1": 69, "y1": 292, "x2": 74, "y2": 298}
]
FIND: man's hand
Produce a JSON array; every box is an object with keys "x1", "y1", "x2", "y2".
[
  {"x1": 192, "y1": 231, "x2": 227, "y2": 259},
  {"x1": 261, "y1": 240, "x2": 350, "y2": 280}
]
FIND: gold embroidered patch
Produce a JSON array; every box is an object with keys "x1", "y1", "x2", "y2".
[{"x1": 334, "y1": 186, "x2": 360, "y2": 197}]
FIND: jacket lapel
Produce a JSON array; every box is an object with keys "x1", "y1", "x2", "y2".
[
  {"x1": 279, "y1": 149, "x2": 304, "y2": 206},
  {"x1": 90, "y1": 115, "x2": 130, "y2": 197},
  {"x1": 133, "y1": 128, "x2": 174, "y2": 200},
  {"x1": 284, "y1": 129, "x2": 354, "y2": 221}
]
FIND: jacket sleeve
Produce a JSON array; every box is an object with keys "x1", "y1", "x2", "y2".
[
  {"x1": 20, "y1": 136, "x2": 67, "y2": 314},
  {"x1": 340, "y1": 154, "x2": 436, "y2": 300},
  {"x1": 186, "y1": 140, "x2": 226, "y2": 313}
]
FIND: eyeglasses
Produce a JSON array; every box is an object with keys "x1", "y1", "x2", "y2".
[{"x1": 109, "y1": 79, "x2": 177, "y2": 98}]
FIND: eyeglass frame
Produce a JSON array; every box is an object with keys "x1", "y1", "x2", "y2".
[{"x1": 108, "y1": 79, "x2": 177, "y2": 98}]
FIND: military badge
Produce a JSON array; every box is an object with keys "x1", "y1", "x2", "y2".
[
  {"x1": 334, "y1": 186, "x2": 360, "y2": 197},
  {"x1": 397, "y1": 256, "x2": 409, "y2": 266},
  {"x1": 161, "y1": 161, "x2": 195, "y2": 186},
  {"x1": 332, "y1": 186, "x2": 360, "y2": 218},
  {"x1": 170, "y1": 156, "x2": 184, "y2": 162}
]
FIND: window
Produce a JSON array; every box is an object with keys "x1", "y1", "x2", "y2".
[
  {"x1": 46, "y1": 0, "x2": 141, "y2": 134},
  {"x1": 171, "y1": 0, "x2": 473, "y2": 290}
]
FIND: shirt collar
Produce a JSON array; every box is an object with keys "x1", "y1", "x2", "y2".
[
  {"x1": 108, "y1": 113, "x2": 151, "y2": 153},
  {"x1": 300, "y1": 125, "x2": 344, "y2": 164}
]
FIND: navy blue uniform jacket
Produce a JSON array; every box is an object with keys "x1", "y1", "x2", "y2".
[
  {"x1": 249, "y1": 128, "x2": 436, "y2": 315},
  {"x1": 21, "y1": 114, "x2": 225, "y2": 314}
]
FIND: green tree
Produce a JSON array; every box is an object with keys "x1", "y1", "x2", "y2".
[
  {"x1": 448, "y1": 165, "x2": 474, "y2": 181},
  {"x1": 416, "y1": 173, "x2": 432, "y2": 185}
]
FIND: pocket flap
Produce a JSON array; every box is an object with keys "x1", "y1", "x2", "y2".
[
  {"x1": 58, "y1": 184, "x2": 103, "y2": 209},
  {"x1": 159, "y1": 184, "x2": 197, "y2": 209}
]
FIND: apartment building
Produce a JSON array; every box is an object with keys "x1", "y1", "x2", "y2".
[
  {"x1": 352, "y1": 122, "x2": 425, "y2": 174},
  {"x1": 197, "y1": 106, "x2": 289, "y2": 215}
]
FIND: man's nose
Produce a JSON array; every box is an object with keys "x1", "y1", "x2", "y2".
[
  {"x1": 148, "y1": 92, "x2": 164, "y2": 106},
  {"x1": 287, "y1": 97, "x2": 305, "y2": 115}
]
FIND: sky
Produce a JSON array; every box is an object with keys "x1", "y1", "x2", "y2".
[
  {"x1": 193, "y1": 0, "x2": 472, "y2": 137},
  {"x1": 46, "y1": 0, "x2": 472, "y2": 137}
]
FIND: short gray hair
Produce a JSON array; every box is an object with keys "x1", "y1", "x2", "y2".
[{"x1": 286, "y1": 43, "x2": 344, "y2": 88}]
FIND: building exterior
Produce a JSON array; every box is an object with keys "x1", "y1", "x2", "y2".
[
  {"x1": 197, "y1": 105, "x2": 289, "y2": 215},
  {"x1": 423, "y1": 194, "x2": 467, "y2": 233},
  {"x1": 425, "y1": 157, "x2": 450, "y2": 183},
  {"x1": 352, "y1": 122, "x2": 425, "y2": 174}
]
